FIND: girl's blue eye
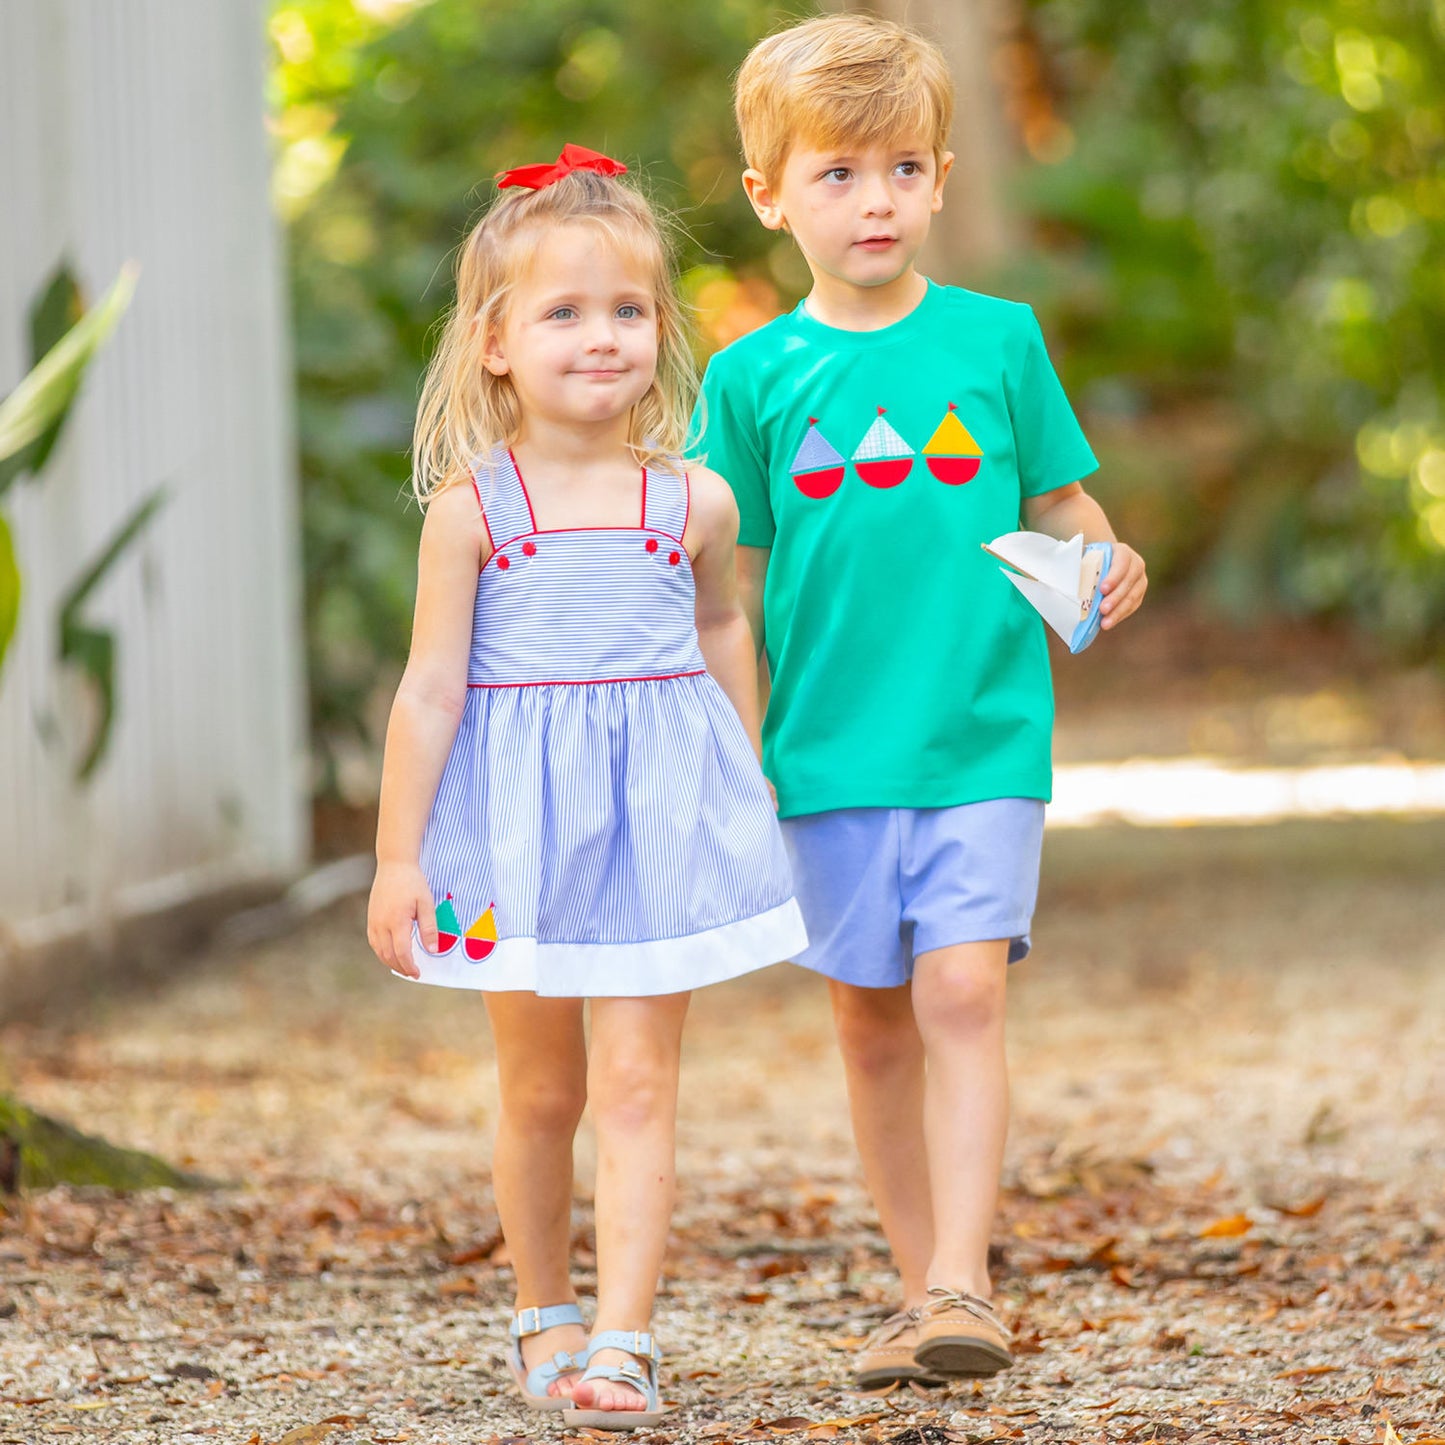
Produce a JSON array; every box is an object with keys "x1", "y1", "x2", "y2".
[
  {"x1": 617, "y1": 304, "x2": 645, "y2": 320},
  {"x1": 549, "y1": 306, "x2": 577, "y2": 320}
]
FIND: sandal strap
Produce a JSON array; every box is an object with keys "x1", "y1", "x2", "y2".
[
  {"x1": 510, "y1": 1302, "x2": 585, "y2": 1339},
  {"x1": 576, "y1": 1354, "x2": 659, "y2": 1410},
  {"x1": 584, "y1": 1328, "x2": 661, "y2": 1364}
]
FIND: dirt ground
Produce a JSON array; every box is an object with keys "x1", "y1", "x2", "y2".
[{"x1": 2, "y1": 805, "x2": 1442, "y2": 1445}]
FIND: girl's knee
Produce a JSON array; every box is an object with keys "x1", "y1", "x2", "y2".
[
  {"x1": 503, "y1": 1076, "x2": 587, "y2": 1137},
  {"x1": 587, "y1": 1048, "x2": 678, "y2": 1132}
]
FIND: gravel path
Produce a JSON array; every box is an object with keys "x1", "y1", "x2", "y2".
[{"x1": 2, "y1": 819, "x2": 1442, "y2": 1444}]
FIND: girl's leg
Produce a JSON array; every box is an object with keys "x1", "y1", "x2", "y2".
[
  {"x1": 909, "y1": 939, "x2": 1010, "y2": 1297},
  {"x1": 484, "y1": 992, "x2": 590, "y2": 1393},
  {"x1": 568, "y1": 990, "x2": 691, "y2": 1413},
  {"x1": 828, "y1": 979, "x2": 934, "y2": 1306}
]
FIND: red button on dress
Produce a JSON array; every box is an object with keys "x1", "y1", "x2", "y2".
[
  {"x1": 496, "y1": 555, "x2": 510, "y2": 571},
  {"x1": 522, "y1": 541, "x2": 537, "y2": 556},
  {"x1": 645, "y1": 538, "x2": 659, "y2": 554},
  {"x1": 668, "y1": 551, "x2": 681, "y2": 566}
]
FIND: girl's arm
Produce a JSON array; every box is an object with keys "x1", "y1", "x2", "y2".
[
  {"x1": 367, "y1": 484, "x2": 489, "y2": 976},
  {"x1": 1022, "y1": 482, "x2": 1148, "y2": 630},
  {"x1": 687, "y1": 466, "x2": 764, "y2": 759}
]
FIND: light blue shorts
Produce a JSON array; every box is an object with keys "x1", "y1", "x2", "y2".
[{"x1": 781, "y1": 800, "x2": 1046, "y2": 989}]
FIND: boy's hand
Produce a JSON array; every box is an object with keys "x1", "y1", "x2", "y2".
[
  {"x1": 367, "y1": 862, "x2": 435, "y2": 979},
  {"x1": 1100, "y1": 543, "x2": 1147, "y2": 630}
]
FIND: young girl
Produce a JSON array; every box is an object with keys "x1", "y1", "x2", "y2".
[{"x1": 366, "y1": 144, "x2": 806, "y2": 1429}]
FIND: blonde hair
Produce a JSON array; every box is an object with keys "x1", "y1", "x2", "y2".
[
  {"x1": 412, "y1": 168, "x2": 697, "y2": 503},
  {"x1": 735, "y1": 13, "x2": 954, "y2": 185}
]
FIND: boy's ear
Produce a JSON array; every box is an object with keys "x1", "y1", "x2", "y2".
[
  {"x1": 742, "y1": 169, "x2": 789, "y2": 233},
  {"x1": 931, "y1": 151, "x2": 956, "y2": 214}
]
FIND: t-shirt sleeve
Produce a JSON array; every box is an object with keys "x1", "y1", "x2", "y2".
[
  {"x1": 1010, "y1": 308, "x2": 1099, "y2": 498},
  {"x1": 691, "y1": 349, "x2": 776, "y2": 548}
]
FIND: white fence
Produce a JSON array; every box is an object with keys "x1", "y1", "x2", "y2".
[{"x1": 0, "y1": 0, "x2": 308, "y2": 960}]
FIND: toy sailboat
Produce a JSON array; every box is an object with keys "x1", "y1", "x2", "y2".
[{"x1": 983, "y1": 530, "x2": 1113, "y2": 654}]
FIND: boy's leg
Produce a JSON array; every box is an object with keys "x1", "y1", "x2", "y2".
[
  {"x1": 909, "y1": 939, "x2": 1010, "y2": 1298},
  {"x1": 484, "y1": 993, "x2": 591, "y2": 1391},
  {"x1": 572, "y1": 991, "x2": 692, "y2": 1414},
  {"x1": 828, "y1": 979, "x2": 933, "y2": 1306}
]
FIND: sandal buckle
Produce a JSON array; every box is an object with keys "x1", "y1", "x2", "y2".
[{"x1": 515, "y1": 1306, "x2": 542, "y2": 1336}]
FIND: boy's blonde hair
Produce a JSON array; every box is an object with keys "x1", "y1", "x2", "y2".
[
  {"x1": 413, "y1": 169, "x2": 696, "y2": 503},
  {"x1": 735, "y1": 12, "x2": 954, "y2": 184}
]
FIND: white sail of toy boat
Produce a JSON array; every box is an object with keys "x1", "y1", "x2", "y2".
[
  {"x1": 983, "y1": 531, "x2": 1085, "y2": 595},
  {"x1": 983, "y1": 531, "x2": 1098, "y2": 645}
]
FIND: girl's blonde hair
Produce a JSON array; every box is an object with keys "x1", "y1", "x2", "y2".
[{"x1": 413, "y1": 167, "x2": 697, "y2": 503}]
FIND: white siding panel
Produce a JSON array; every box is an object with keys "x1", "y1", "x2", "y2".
[{"x1": 0, "y1": 0, "x2": 307, "y2": 952}]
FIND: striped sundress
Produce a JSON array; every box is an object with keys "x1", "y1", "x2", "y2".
[{"x1": 409, "y1": 446, "x2": 808, "y2": 996}]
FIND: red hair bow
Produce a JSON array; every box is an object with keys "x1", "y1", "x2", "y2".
[{"x1": 496, "y1": 143, "x2": 628, "y2": 191}]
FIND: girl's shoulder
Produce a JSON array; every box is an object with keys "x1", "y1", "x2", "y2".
[
  {"x1": 679, "y1": 463, "x2": 739, "y2": 543},
  {"x1": 420, "y1": 478, "x2": 492, "y2": 563}
]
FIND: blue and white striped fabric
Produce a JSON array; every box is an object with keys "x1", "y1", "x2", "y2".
[{"x1": 410, "y1": 447, "x2": 807, "y2": 996}]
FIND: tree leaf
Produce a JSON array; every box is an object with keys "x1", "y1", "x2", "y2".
[
  {"x1": 0, "y1": 262, "x2": 138, "y2": 466},
  {"x1": 56, "y1": 486, "x2": 167, "y2": 780},
  {"x1": 0, "y1": 511, "x2": 18, "y2": 676}
]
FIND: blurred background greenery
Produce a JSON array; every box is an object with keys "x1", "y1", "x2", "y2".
[{"x1": 268, "y1": 0, "x2": 1445, "y2": 800}]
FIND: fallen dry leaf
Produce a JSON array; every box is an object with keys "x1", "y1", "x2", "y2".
[{"x1": 1199, "y1": 1213, "x2": 1254, "y2": 1238}]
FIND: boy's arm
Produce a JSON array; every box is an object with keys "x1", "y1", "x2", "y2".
[
  {"x1": 1023, "y1": 483, "x2": 1148, "y2": 630},
  {"x1": 689, "y1": 466, "x2": 765, "y2": 758}
]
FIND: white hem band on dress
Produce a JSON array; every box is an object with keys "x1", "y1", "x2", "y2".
[{"x1": 407, "y1": 898, "x2": 808, "y2": 996}]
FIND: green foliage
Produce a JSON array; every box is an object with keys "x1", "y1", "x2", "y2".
[
  {"x1": 1015, "y1": 0, "x2": 1445, "y2": 648},
  {"x1": 0, "y1": 263, "x2": 149, "y2": 714},
  {"x1": 273, "y1": 0, "x2": 794, "y2": 789}
]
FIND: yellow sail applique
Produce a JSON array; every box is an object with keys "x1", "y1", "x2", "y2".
[
  {"x1": 923, "y1": 403, "x2": 983, "y2": 485},
  {"x1": 464, "y1": 904, "x2": 498, "y2": 962}
]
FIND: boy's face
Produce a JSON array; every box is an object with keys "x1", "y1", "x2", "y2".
[{"x1": 743, "y1": 134, "x2": 953, "y2": 294}]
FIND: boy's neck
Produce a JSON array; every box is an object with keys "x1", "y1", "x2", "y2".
[{"x1": 803, "y1": 267, "x2": 929, "y2": 332}]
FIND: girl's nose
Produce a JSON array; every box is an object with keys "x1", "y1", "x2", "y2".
[{"x1": 583, "y1": 318, "x2": 620, "y2": 351}]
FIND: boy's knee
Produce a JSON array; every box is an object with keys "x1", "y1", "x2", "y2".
[
  {"x1": 913, "y1": 954, "x2": 1006, "y2": 1040},
  {"x1": 832, "y1": 988, "x2": 920, "y2": 1077}
]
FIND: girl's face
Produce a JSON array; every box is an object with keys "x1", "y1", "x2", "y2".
[{"x1": 484, "y1": 223, "x2": 660, "y2": 430}]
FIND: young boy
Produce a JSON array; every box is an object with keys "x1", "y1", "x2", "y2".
[{"x1": 693, "y1": 13, "x2": 1147, "y2": 1388}]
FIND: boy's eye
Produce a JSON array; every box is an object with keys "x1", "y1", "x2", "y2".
[
  {"x1": 896, "y1": 161, "x2": 922, "y2": 178},
  {"x1": 822, "y1": 167, "x2": 851, "y2": 183}
]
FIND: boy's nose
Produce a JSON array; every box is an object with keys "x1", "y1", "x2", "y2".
[{"x1": 859, "y1": 176, "x2": 895, "y2": 216}]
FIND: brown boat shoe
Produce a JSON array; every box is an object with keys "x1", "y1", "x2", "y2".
[
  {"x1": 911, "y1": 1287, "x2": 1013, "y2": 1378},
  {"x1": 852, "y1": 1308, "x2": 948, "y2": 1390}
]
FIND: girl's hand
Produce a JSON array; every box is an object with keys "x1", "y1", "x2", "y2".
[
  {"x1": 367, "y1": 862, "x2": 436, "y2": 979},
  {"x1": 1100, "y1": 543, "x2": 1147, "y2": 630}
]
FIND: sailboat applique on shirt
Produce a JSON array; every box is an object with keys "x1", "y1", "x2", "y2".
[
  {"x1": 923, "y1": 403, "x2": 983, "y2": 485},
  {"x1": 789, "y1": 417, "x2": 847, "y2": 498},
  {"x1": 852, "y1": 408, "x2": 914, "y2": 488}
]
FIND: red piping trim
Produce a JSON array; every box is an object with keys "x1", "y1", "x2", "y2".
[
  {"x1": 480, "y1": 526, "x2": 691, "y2": 574},
  {"x1": 469, "y1": 669, "x2": 707, "y2": 689},
  {"x1": 506, "y1": 447, "x2": 539, "y2": 531},
  {"x1": 639, "y1": 465, "x2": 648, "y2": 528},
  {"x1": 682, "y1": 470, "x2": 692, "y2": 541},
  {"x1": 466, "y1": 464, "x2": 496, "y2": 554}
]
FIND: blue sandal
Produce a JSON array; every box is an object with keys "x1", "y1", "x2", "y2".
[
  {"x1": 507, "y1": 1302, "x2": 588, "y2": 1411},
  {"x1": 561, "y1": 1329, "x2": 667, "y2": 1430}
]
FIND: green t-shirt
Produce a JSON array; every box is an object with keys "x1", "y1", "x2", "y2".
[{"x1": 691, "y1": 279, "x2": 1098, "y2": 819}]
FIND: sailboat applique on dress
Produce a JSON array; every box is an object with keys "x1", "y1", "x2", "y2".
[
  {"x1": 852, "y1": 407, "x2": 914, "y2": 488},
  {"x1": 923, "y1": 402, "x2": 983, "y2": 485},
  {"x1": 426, "y1": 894, "x2": 498, "y2": 962},
  {"x1": 789, "y1": 417, "x2": 847, "y2": 498}
]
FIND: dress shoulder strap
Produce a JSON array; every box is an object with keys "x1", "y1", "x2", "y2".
[
  {"x1": 469, "y1": 445, "x2": 536, "y2": 545},
  {"x1": 641, "y1": 461, "x2": 689, "y2": 541}
]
